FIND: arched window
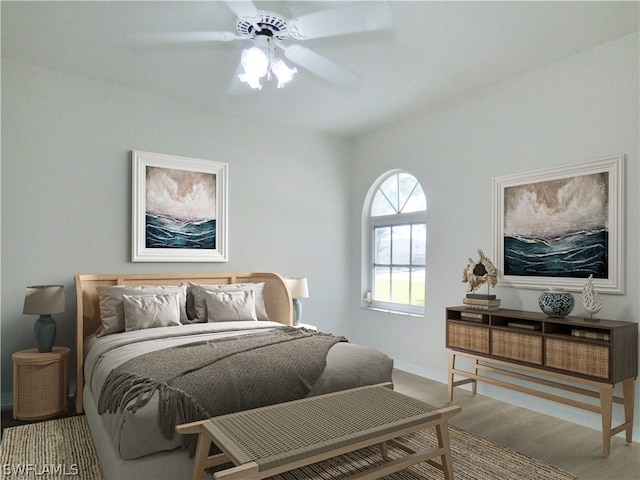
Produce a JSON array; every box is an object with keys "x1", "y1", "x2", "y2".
[{"x1": 363, "y1": 171, "x2": 427, "y2": 315}]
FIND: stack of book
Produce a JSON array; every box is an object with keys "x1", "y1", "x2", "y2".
[
  {"x1": 463, "y1": 293, "x2": 500, "y2": 310},
  {"x1": 571, "y1": 329, "x2": 610, "y2": 341},
  {"x1": 507, "y1": 321, "x2": 541, "y2": 330},
  {"x1": 460, "y1": 311, "x2": 489, "y2": 323}
]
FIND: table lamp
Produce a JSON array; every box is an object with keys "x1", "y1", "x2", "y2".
[
  {"x1": 285, "y1": 277, "x2": 309, "y2": 326},
  {"x1": 23, "y1": 285, "x2": 66, "y2": 353}
]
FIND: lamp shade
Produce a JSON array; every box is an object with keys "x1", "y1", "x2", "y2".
[
  {"x1": 241, "y1": 46, "x2": 269, "y2": 78},
  {"x1": 23, "y1": 285, "x2": 66, "y2": 315},
  {"x1": 271, "y1": 59, "x2": 297, "y2": 88},
  {"x1": 285, "y1": 277, "x2": 309, "y2": 299}
]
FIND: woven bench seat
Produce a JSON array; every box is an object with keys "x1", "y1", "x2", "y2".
[{"x1": 176, "y1": 385, "x2": 461, "y2": 480}]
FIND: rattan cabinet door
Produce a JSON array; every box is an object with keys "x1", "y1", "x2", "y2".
[
  {"x1": 545, "y1": 338, "x2": 610, "y2": 379},
  {"x1": 447, "y1": 323, "x2": 490, "y2": 354},
  {"x1": 491, "y1": 330, "x2": 543, "y2": 365}
]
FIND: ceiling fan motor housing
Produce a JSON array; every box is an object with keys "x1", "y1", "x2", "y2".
[{"x1": 236, "y1": 11, "x2": 289, "y2": 40}]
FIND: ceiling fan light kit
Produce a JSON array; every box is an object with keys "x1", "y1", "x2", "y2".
[
  {"x1": 238, "y1": 32, "x2": 297, "y2": 90},
  {"x1": 133, "y1": 1, "x2": 393, "y2": 93}
]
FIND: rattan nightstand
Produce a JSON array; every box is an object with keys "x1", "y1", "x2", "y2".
[{"x1": 12, "y1": 346, "x2": 70, "y2": 420}]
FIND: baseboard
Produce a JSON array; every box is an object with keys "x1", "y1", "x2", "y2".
[{"x1": 393, "y1": 360, "x2": 448, "y2": 385}]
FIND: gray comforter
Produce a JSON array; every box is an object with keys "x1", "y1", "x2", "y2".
[
  {"x1": 98, "y1": 327, "x2": 346, "y2": 454},
  {"x1": 84, "y1": 321, "x2": 393, "y2": 460}
]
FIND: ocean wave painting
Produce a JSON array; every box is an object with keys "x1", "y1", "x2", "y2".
[
  {"x1": 146, "y1": 214, "x2": 216, "y2": 249},
  {"x1": 503, "y1": 172, "x2": 608, "y2": 278},
  {"x1": 504, "y1": 229, "x2": 607, "y2": 277},
  {"x1": 145, "y1": 166, "x2": 217, "y2": 250}
]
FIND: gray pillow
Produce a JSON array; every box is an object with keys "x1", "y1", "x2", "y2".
[
  {"x1": 188, "y1": 282, "x2": 268, "y2": 321},
  {"x1": 123, "y1": 294, "x2": 181, "y2": 331},
  {"x1": 96, "y1": 284, "x2": 188, "y2": 336},
  {"x1": 204, "y1": 290, "x2": 258, "y2": 322}
]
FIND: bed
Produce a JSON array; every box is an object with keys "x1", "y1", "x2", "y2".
[{"x1": 75, "y1": 272, "x2": 394, "y2": 480}]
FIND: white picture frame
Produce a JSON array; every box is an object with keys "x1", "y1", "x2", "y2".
[
  {"x1": 132, "y1": 150, "x2": 228, "y2": 262},
  {"x1": 492, "y1": 155, "x2": 624, "y2": 294}
]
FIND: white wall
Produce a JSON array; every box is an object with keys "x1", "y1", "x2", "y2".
[
  {"x1": 349, "y1": 34, "x2": 639, "y2": 438},
  {"x1": 0, "y1": 60, "x2": 352, "y2": 403}
]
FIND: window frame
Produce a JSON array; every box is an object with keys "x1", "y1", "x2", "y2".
[{"x1": 362, "y1": 171, "x2": 426, "y2": 316}]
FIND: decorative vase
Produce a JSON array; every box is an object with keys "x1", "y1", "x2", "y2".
[{"x1": 538, "y1": 288, "x2": 574, "y2": 317}]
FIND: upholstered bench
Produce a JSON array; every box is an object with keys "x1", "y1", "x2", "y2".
[{"x1": 176, "y1": 385, "x2": 461, "y2": 480}]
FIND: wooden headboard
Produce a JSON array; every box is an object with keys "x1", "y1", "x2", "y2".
[{"x1": 74, "y1": 272, "x2": 293, "y2": 413}]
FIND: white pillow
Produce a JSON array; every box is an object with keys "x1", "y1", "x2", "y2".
[
  {"x1": 188, "y1": 282, "x2": 268, "y2": 321},
  {"x1": 122, "y1": 294, "x2": 181, "y2": 331},
  {"x1": 204, "y1": 291, "x2": 258, "y2": 322},
  {"x1": 96, "y1": 284, "x2": 188, "y2": 335}
]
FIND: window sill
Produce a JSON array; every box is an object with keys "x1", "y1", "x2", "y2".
[{"x1": 361, "y1": 305, "x2": 424, "y2": 318}]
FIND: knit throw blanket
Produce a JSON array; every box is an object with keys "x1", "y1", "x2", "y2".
[{"x1": 97, "y1": 327, "x2": 347, "y2": 455}]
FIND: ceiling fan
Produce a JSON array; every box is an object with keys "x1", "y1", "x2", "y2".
[{"x1": 132, "y1": 1, "x2": 393, "y2": 93}]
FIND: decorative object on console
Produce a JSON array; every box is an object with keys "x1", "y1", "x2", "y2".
[
  {"x1": 581, "y1": 274, "x2": 603, "y2": 321},
  {"x1": 285, "y1": 277, "x2": 309, "y2": 326},
  {"x1": 23, "y1": 285, "x2": 66, "y2": 353},
  {"x1": 462, "y1": 296, "x2": 501, "y2": 310},
  {"x1": 462, "y1": 249, "x2": 500, "y2": 309},
  {"x1": 538, "y1": 288, "x2": 574, "y2": 317},
  {"x1": 462, "y1": 249, "x2": 497, "y2": 292}
]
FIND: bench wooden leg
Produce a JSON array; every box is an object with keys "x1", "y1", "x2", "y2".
[
  {"x1": 378, "y1": 442, "x2": 388, "y2": 459},
  {"x1": 435, "y1": 422, "x2": 454, "y2": 480},
  {"x1": 191, "y1": 430, "x2": 212, "y2": 480}
]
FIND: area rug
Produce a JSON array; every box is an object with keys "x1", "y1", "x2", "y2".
[{"x1": 0, "y1": 415, "x2": 576, "y2": 480}]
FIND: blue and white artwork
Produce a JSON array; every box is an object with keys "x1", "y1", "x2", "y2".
[
  {"x1": 503, "y1": 172, "x2": 608, "y2": 278},
  {"x1": 145, "y1": 166, "x2": 216, "y2": 249}
]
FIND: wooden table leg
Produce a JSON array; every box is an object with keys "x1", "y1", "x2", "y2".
[
  {"x1": 471, "y1": 358, "x2": 478, "y2": 396},
  {"x1": 599, "y1": 384, "x2": 613, "y2": 457},
  {"x1": 447, "y1": 350, "x2": 455, "y2": 402},
  {"x1": 622, "y1": 378, "x2": 636, "y2": 444}
]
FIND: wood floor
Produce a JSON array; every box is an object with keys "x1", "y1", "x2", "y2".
[{"x1": 392, "y1": 369, "x2": 639, "y2": 480}]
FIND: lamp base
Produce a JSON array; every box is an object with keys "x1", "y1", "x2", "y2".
[
  {"x1": 34, "y1": 315, "x2": 56, "y2": 353},
  {"x1": 292, "y1": 298, "x2": 302, "y2": 326}
]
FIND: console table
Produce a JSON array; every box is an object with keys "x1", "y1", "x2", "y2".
[{"x1": 445, "y1": 307, "x2": 637, "y2": 456}]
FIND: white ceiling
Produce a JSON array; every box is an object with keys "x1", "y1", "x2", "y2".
[{"x1": 2, "y1": 1, "x2": 638, "y2": 137}]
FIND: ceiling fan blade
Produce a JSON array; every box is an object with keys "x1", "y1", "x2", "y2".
[
  {"x1": 224, "y1": 1, "x2": 258, "y2": 19},
  {"x1": 288, "y1": 2, "x2": 393, "y2": 40},
  {"x1": 282, "y1": 44, "x2": 359, "y2": 89},
  {"x1": 131, "y1": 31, "x2": 241, "y2": 45}
]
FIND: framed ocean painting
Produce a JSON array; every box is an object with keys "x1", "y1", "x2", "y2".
[
  {"x1": 132, "y1": 151, "x2": 228, "y2": 262},
  {"x1": 492, "y1": 155, "x2": 624, "y2": 294}
]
